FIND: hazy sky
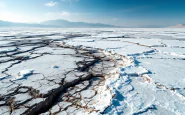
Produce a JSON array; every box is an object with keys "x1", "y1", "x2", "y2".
[{"x1": 0, "y1": 0, "x2": 185, "y2": 27}]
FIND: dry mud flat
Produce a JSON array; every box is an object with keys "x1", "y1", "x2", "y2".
[{"x1": 1, "y1": 28, "x2": 185, "y2": 115}]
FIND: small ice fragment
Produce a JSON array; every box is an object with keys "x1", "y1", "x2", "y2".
[
  {"x1": 13, "y1": 69, "x2": 34, "y2": 81},
  {"x1": 125, "y1": 66, "x2": 148, "y2": 76}
]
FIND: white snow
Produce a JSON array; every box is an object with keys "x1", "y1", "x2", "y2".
[
  {"x1": 80, "y1": 90, "x2": 96, "y2": 99},
  {"x1": 12, "y1": 69, "x2": 34, "y2": 81},
  {"x1": 64, "y1": 28, "x2": 185, "y2": 114},
  {"x1": 1, "y1": 28, "x2": 185, "y2": 115},
  {"x1": 124, "y1": 66, "x2": 149, "y2": 76}
]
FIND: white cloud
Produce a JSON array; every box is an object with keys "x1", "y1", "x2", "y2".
[
  {"x1": 45, "y1": 1, "x2": 58, "y2": 7},
  {"x1": 61, "y1": 11, "x2": 71, "y2": 16}
]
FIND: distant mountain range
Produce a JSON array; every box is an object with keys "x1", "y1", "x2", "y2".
[
  {"x1": 2, "y1": 20, "x2": 184, "y2": 28},
  {"x1": 0, "y1": 20, "x2": 119, "y2": 28},
  {"x1": 168, "y1": 24, "x2": 185, "y2": 28}
]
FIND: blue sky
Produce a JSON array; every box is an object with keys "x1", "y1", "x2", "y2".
[{"x1": 0, "y1": 0, "x2": 185, "y2": 27}]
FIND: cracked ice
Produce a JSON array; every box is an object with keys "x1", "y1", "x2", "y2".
[{"x1": 0, "y1": 28, "x2": 185, "y2": 115}]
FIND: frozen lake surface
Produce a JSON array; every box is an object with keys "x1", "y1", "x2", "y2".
[{"x1": 0, "y1": 28, "x2": 185, "y2": 115}]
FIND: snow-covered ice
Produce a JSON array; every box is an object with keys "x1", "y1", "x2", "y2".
[{"x1": 0, "y1": 28, "x2": 185, "y2": 115}]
